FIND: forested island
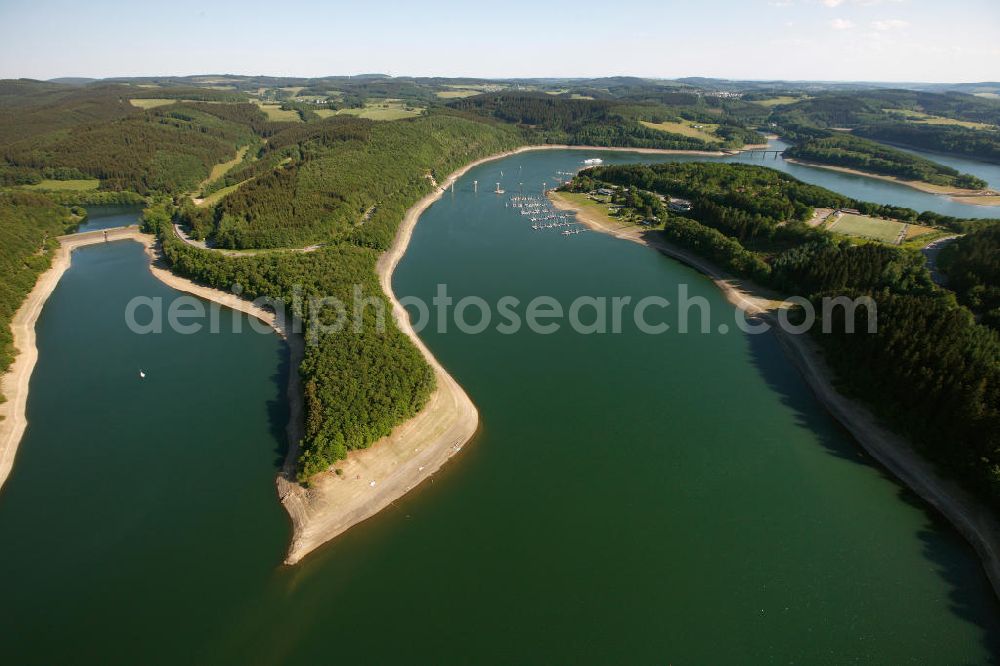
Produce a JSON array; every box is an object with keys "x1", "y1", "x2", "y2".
[{"x1": 562, "y1": 163, "x2": 1000, "y2": 505}]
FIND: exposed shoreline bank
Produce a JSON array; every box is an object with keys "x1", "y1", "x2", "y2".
[
  {"x1": 0, "y1": 226, "x2": 299, "y2": 493},
  {"x1": 548, "y1": 190, "x2": 1000, "y2": 600},
  {"x1": 784, "y1": 157, "x2": 1000, "y2": 205}
]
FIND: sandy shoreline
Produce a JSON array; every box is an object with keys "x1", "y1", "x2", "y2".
[
  {"x1": 0, "y1": 230, "x2": 102, "y2": 491},
  {"x1": 784, "y1": 157, "x2": 1000, "y2": 204},
  {"x1": 0, "y1": 226, "x2": 299, "y2": 493},
  {"x1": 549, "y1": 190, "x2": 1000, "y2": 599}
]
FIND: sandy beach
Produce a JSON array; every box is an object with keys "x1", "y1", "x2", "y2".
[
  {"x1": 549, "y1": 189, "x2": 1000, "y2": 599},
  {"x1": 784, "y1": 157, "x2": 1000, "y2": 204}
]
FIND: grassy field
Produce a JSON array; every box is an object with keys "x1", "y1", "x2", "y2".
[
  {"x1": 199, "y1": 145, "x2": 251, "y2": 193},
  {"x1": 551, "y1": 191, "x2": 642, "y2": 228},
  {"x1": 197, "y1": 180, "x2": 249, "y2": 207},
  {"x1": 313, "y1": 108, "x2": 338, "y2": 118},
  {"x1": 640, "y1": 120, "x2": 721, "y2": 143},
  {"x1": 751, "y1": 96, "x2": 803, "y2": 107},
  {"x1": 826, "y1": 212, "x2": 936, "y2": 245},
  {"x1": 20, "y1": 178, "x2": 100, "y2": 191},
  {"x1": 904, "y1": 223, "x2": 940, "y2": 240},
  {"x1": 129, "y1": 98, "x2": 178, "y2": 109},
  {"x1": 252, "y1": 101, "x2": 302, "y2": 122},
  {"x1": 336, "y1": 100, "x2": 424, "y2": 121},
  {"x1": 885, "y1": 108, "x2": 996, "y2": 130}
]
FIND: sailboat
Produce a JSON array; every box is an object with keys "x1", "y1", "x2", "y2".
[{"x1": 139, "y1": 370, "x2": 146, "y2": 379}]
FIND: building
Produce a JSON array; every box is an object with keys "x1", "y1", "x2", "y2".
[{"x1": 668, "y1": 198, "x2": 692, "y2": 213}]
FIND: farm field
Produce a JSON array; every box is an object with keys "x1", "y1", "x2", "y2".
[
  {"x1": 827, "y1": 212, "x2": 936, "y2": 245},
  {"x1": 128, "y1": 98, "x2": 179, "y2": 109},
  {"x1": 885, "y1": 108, "x2": 997, "y2": 130},
  {"x1": 336, "y1": 100, "x2": 424, "y2": 120},
  {"x1": 252, "y1": 101, "x2": 302, "y2": 122},
  {"x1": 435, "y1": 89, "x2": 480, "y2": 99},
  {"x1": 751, "y1": 96, "x2": 805, "y2": 107},
  {"x1": 640, "y1": 120, "x2": 721, "y2": 143}
]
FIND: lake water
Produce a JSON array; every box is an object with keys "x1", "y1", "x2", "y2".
[
  {"x1": 0, "y1": 151, "x2": 998, "y2": 664},
  {"x1": 76, "y1": 204, "x2": 146, "y2": 232}
]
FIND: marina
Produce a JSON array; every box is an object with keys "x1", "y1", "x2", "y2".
[{"x1": 507, "y1": 194, "x2": 587, "y2": 236}]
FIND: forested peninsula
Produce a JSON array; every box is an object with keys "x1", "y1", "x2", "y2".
[{"x1": 562, "y1": 162, "x2": 1000, "y2": 506}]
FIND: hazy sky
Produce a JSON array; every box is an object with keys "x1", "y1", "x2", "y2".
[{"x1": 1, "y1": 0, "x2": 997, "y2": 82}]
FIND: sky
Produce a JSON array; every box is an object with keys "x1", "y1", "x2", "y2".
[{"x1": 1, "y1": 0, "x2": 998, "y2": 83}]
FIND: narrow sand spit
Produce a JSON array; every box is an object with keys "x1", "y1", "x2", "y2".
[{"x1": 549, "y1": 190, "x2": 1000, "y2": 600}]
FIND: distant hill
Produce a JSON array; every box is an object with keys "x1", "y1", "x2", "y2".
[{"x1": 46, "y1": 77, "x2": 98, "y2": 85}]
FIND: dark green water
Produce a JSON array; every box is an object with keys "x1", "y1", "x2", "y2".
[
  {"x1": 77, "y1": 204, "x2": 146, "y2": 232},
  {"x1": 0, "y1": 152, "x2": 998, "y2": 664}
]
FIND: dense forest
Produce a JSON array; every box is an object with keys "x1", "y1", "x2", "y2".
[
  {"x1": 784, "y1": 133, "x2": 986, "y2": 189},
  {"x1": 565, "y1": 163, "x2": 1000, "y2": 505},
  {"x1": 1, "y1": 103, "x2": 259, "y2": 193},
  {"x1": 0, "y1": 192, "x2": 75, "y2": 377},
  {"x1": 938, "y1": 226, "x2": 1000, "y2": 330},
  {"x1": 207, "y1": 114, "x2": 521, "y2": 249}
]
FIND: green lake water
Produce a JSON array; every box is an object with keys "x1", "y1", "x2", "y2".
[
  {"x1": 76, "y1": 204, "x2": 146, "y2": 232},
  {"x1": 0, "y1": 150, "x2": 998, "y2": 664}
]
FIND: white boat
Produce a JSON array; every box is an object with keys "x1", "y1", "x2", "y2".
[
  {"x1": 139, "y1": 370, "x2": 146, "y2": 378},
  {"x1": 583, "y1": 158, "x2": 603, "y2": 165}
]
